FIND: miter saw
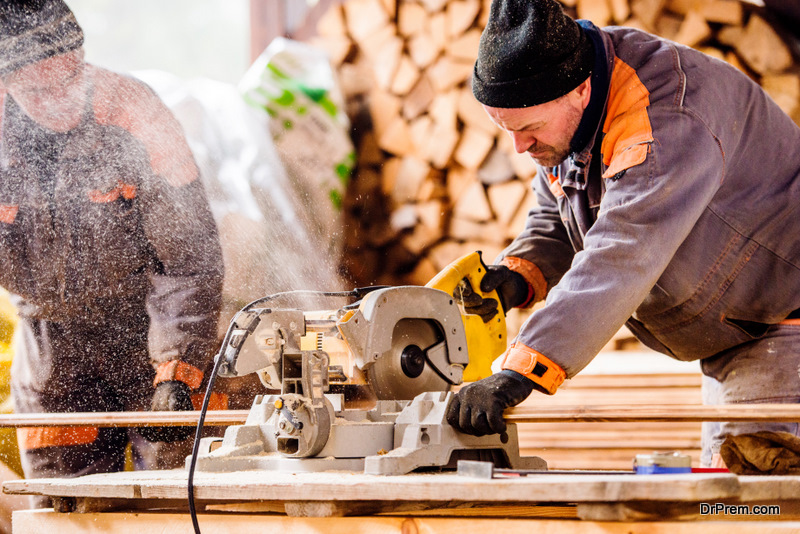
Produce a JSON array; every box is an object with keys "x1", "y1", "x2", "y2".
[{"x1": 191, "y1": 252, "x2": 547, "y2": 475}]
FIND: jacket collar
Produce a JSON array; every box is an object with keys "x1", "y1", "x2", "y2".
[{"x1": 568, "y1": 21, "x2": 614, "y2": 169}]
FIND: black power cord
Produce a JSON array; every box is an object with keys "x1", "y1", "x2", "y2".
[{"x1": 187, "y1": 287, "x2": 387, "y2": 533}]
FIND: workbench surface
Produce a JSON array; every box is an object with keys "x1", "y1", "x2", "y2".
[{"x1": 5, "y1": 468, "x2": 800, "y2": 523}]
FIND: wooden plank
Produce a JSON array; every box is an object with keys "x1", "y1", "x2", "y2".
[
  {"x1": 452, "y1": 181, "x2": 493, "y2": 221},
  {"x1": 379, "y1": 116, "x2": 417, "y2": 156},
  {"x1": 577, "y1": 0, "x2": 612, "y2": 27},
  {"x1": 454, "y1": 127, "x2": 495, "y2": 170},
  {"x1": 343, "y1": 0, "x2": 390, "y2": 44},
  {"x1": 420, "y1": 0, "x2": 449, "y2": 13},
  {"x1": 654, "y1": 11, "x2": 682, "y2": 41},
  {"x1": 403, "y1": 75, "x2": 436, "y2": 120},
  {"x1": 405, "y1": 256, "x2": 440, "y2": 285},
  {"x1": 609, "y1": 0, "x2": 631, "y2": 24},
  {"x1": 429, "y1": 11, "x2": 449, "y2": 51},
  {"x1": 416, "y1": 173, "x2": 448, "y2": 202},
  {"x1": 425, "y1": 121, "x2": 461, "y2": 168},
  {"x1": 16, "y1": 511, "x2": 800, "y2": 534},
  {"x1": 4, "y1": 469, "x2": 745, "y2": 505},
  {"x1": 734, "y1": 14, "x2": 793, "y2": 75},
  {"x1": 409, "y1": 115, "x2": 434, "y2": 155},
  {"x1": 429, "y1": 90, "x2": 460, "y2": 131},
  {"x1": 478, "y1": 148, "x2": 516, "y2": 185},
  {"x1": 390, "y1": 56, "x2": 422, "y2": 96},
  {"x1": 339, "y1": 58, "x2": 375, "y2": 97},
  {"x1": 427, "y1": 240, "x2": 472, "y2": 271},
  {"x1": 457, "y1": 87, "x2": 497, "y2": 135},
  {"x1": 631, "y1": 0, "x2": 667, "y2": 31},
  {"x1": 446, "y1": 0, "x2": 481, "y2": 37},
  {"x1": 664, "y1": 0, "x2": 698, "y2": 16},
  {"x1": 308, "y1": 35, "x2": 353, "y2": 66},
  {"x1": 408, "y1": 31, "x2": 444, "y2": 69},
  {"x1": 391, "y1": 156, "x2": 433, "y2": 203},
  {"x1": 448, "y1": 217, "x2": 510, "y2": 245},
  {"x1": 479, "y1": 0, "x2": 492, "y2": 26},
  {"x1": 417, "y1": 200, "x2": 447, "y2": 230},
  {"x1": 427, "y1": 55, "x2": 475, "y2": 92},
  {"x1": 505, "y1": 404, "x2": 800, "y2": 423},
  {"x1": 213, "y1": 500, "x2": 578, "y2": 518},
  {"x1": 401, "y1": 221, "x2": 443, "y2": 254},
  {"x1": 316, "y1": 2, "x2": 347, "y2": 37},
  {"x1": 368, "y1": 89, "x2": 402, "y2": 137},
  {"x1": 506, "y1": 188, "x2": 532, "y2": 239},
  {"x1": 487, "y1": 179, "x2": 528, "y2": 224},
  {"x1": 373, "y1": 35, "x2": 404, "y2": 90},
  {"x1": 673, "y1": 10, "x2": 711, "y2": 48},
  {"x1": 560, "y1": 373, "x2": 702, "y2": 388},
  {"x1": 446, "y1": 28, "x2": 482, "y2": 62},
  {"x1": 698, "y1": 0, "x2": 743, "y2": 25},
  {"x1": 379, "y1": 0, "x2": 396, "y2": 18},
  {"x1": 0, "y1": 410, "x2": 249, "y2": 428},
  {"x1": 398, "y1": 1, "x2": 429, "y2": 37},
  {"x1": 762, "y1": 74, "x2": 800, "y2": 122}
]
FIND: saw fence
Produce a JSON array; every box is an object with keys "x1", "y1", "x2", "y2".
[{"x1": 313, "y1": 0, "x2": 800, "y2": 289}]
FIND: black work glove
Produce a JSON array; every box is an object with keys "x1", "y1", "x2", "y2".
[
  {"x1": 446, "y1": 370, "x2": 535, "y2": 436},
  {"x1": 480, "y1": 264, "x2": 530, "y2": 311},
  {"x1": 139, "y1": 380, "x2": 195, "y2": 443},
  {"x1": 453, "y1": 278, "x2": 502, "y2": 323},
  {"x1": 453, "y1": 265, "x2": 530, "y2": 323}
]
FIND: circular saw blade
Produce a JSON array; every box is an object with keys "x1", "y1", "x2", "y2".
[{"x1": 367, "y1": 318, "x2": 450, "y2": 400}]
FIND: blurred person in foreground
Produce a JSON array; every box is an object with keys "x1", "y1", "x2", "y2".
[
  {"x1": 0, "y1": 0, "x2": 224, "y2": 503},
  {"x1": 446, "y1": 0, "x2": 800, "y2": 469}
]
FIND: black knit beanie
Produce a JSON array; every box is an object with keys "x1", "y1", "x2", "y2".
[
  {"x1": 473, "y1": 0, "x2": 594, "y2": 108},
  {"x1": 0, "y1": 0, "x2": 84, "y2": 76}
]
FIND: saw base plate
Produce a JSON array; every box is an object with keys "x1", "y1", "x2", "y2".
[{"x1": 192, "y1": 391, "x2": 546, "y2": 476}]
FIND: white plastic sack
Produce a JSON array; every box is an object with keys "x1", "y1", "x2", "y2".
[{"x1": 238, "y1": 37, "x2": 354, "y2": 259}]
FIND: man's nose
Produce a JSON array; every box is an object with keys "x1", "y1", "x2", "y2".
[{"x1": 509, "y1": 131, "x2": 534, "y2": 154}]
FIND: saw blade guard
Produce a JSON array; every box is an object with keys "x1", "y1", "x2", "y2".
[
  {"x1": 336, "y1": 286, "x2": 469, "y2": 398},
  {"x1": 425, "y1": 251, "x2": 508, "y2": 382},
  {"x1": 366, "y1": 317, "x2": 451, "y2": 400}
]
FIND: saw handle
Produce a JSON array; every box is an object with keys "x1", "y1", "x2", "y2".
[{"x1": 426, "y1": 251, "x2": 508, "y2": 382}]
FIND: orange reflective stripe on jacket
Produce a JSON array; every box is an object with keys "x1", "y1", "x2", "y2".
[
  {"x1": 18, "y1": 426, "x2": 98, "y2": 450},
  {"x1": 190, "y1": 392, "x2": 229, "y2": 411},
  {"x1": 0, "y1": 204, "x2": 18, "y2": 224},
  {"x1": 600, "y1": 57, "x2": 654, "y2": 179},
  {"x1": 154, "y1": 360, "x2": 204, "y2": 390},
  {"x1": 501, "y1": 342, "x2": 567, "y2": 395}
]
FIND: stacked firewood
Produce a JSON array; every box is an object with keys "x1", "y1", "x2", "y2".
[{"x1": 311, "y1": 0, "x2": 799, "y2": 287}]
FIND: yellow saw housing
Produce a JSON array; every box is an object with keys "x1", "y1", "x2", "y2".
[{"x1": 426, "y1": 251, "x2": 508, "y2": 382}]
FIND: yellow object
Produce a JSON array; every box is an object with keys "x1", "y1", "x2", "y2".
[
  {"x1": 426, "y1": 251, "x2": 507, "y2": 382},
  {"x1": 0, "y1": 289, "x2": 22, "y2": 476}
]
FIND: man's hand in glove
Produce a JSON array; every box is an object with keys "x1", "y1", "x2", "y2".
[
  {"x1": 453, "y1": 265, "x2": 530, "y2": 323},
  {"x1": 139, "y1": 380, "x2": 195, "y2": 443},
  {"x1": 446, "y1": 370, "x2": 535, "y2": 436},
  {"x1": 480, "y1": 264, "x2": 530, "y2": 311}
]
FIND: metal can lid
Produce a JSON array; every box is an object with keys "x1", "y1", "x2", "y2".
[{"x1": 633, "y1": 451, "x2": 692, "y2": 468}]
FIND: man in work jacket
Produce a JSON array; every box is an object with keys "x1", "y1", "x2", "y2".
[
  {"x1": 0, "y1": 0, "x2": 224, "y2": 495},
  {"x1": 446, "y1": 0, "x2": 800, "y2": 467}
]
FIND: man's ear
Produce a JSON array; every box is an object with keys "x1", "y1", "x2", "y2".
[{"x1": 575, "y1": 76, "x2": 592, "y2": 110}]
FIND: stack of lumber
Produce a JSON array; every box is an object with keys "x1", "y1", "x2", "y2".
[
  {"x1": 516, "y1": 371, "x2": 704, "y2": 469},
  {"x1": 311, "y1": 0, "x2": 800, "y2": 289}
]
